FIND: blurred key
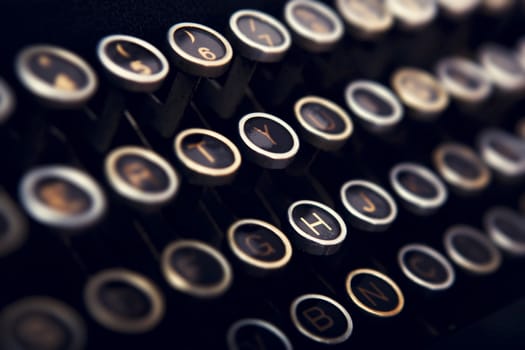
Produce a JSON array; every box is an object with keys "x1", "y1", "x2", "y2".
[
  {"x1": 0, "y1": 78, "x2": 15, "y2": 124},
  {"x1": 0, "y1": 189, "x2": 28, "y2": 257},
  {"x1": 438, "y1": 0, "x2": 481, "y2": 17},
  {"x1": 479, "y1": 43, "x2": 525, "y2": 93},
  {"x1": 335, "y1": 0, "x2": 393, "y2": 39},
  {"x1": 388, "y1": 0, "x2": 438, "y2": 30},
  {"x1": 484, "y1": 207, "x2": 525, "y2": 256},
  {"x1": 478, "y1": 129, "x2": 525, "y2": 178},
  {"x1": 227, "y1": 318, "x2": 293, "y2": 350}
]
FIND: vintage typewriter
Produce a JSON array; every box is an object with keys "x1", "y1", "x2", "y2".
[{"x1": 1, "y1": 0, "x2": 525, "y2": 349}]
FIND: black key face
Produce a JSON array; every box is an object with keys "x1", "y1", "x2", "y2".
[
  {"x1": 242, "y1": 116, "x2": 296, "y2": 154},
  {"x1": 173, "y1": 27, "x2": 227, "y2": 62},
  {"x1": 489, "y1": 139, "x2": 521, "y2": 162},
  {"x1": 353, "y1": 88, "x2": 394, "y2": 117},
  {"x1": 97, "y1": 281, "x2": 153, "y2": 320},
  {"x1": 290, "y1": 202, "x2": 343, "y2": 241},
  {"x1": 162, "y1": 240, "x2": 232, "y2": 298},
  {"x1": 487, "y1": 49, "x2": 523, "y2": 75},
  {"x1": 397, "y1": 170, "x2": 438, "y2": 199},
  {"x1": 292, "y1": 4, "x2": 335, "y2": 34},
  {"x1": 236, "y1": 15, "x2": 285, "y2": 48},
  {"x1": 228, "y1": 319, "x2": 291, "y2": 350},
  {"x1": 34, "y1": 178, "x2": 92, "y2": 215},
  {"x1": 180, "y1": 133, "x2": 236, "y2": 169},
  {"x1": 104, "y1": 40, "x2": 164, "y2": 76},
  {"x1": 346, "y1": 269, "x2": 404, "y2": 317},
  {"x1": 343, "y1": 0, "x2": 387, "y2": 20},
  {"x1": 400, "y1": 247, "x2": 452, "y2": 287},
  {"x1": 299, "y1": 102, "x2": 348, "y2": 135},
  {"x1": 27, "y1": 52, "x2": 88, "y2": 92},
  {"x1": 229, "y1": 220, "x2": 291, "y2": 269},
  {"x1": 452, "y1": 234, "x2": 493, "y2": 264},
  {"x1": 115, "y1": 154, "x2": 169, "y2": 193},
  {"x1": 343, "y1": 184, "x2": 393, "y2": 220},
  {"x1": 445, "y1": 66, "x2": 481, "y2": 90},
  {"x1": 13, "y1": 311, "x2": 73, "y2": 349},
  {"x1": 291, "y1": 294, "x2": 352, "y2": 344},
  {"x1": 494, "y1": 217, "x2": 525, "y2": 243},
  {"x1": 443, "y1": 152, "x2": 481, "y2": 179}
]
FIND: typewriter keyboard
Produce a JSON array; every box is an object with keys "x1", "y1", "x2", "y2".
[{"x1": 1, "y1": 0, "x2": 525, "y2": 349}]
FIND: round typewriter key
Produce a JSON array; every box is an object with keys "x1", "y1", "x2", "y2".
[
  {"x1": 340, "y1": 180, "x2": 398, "y2": 232},
  {"x1": 174, "y1": 128, "x2": 242, "y2": 185},
  {"x1": 167, "y1": 22, "x2": 233, "y2": 78},
  {"x1": 84, "y1": 268, "x2": 165, "y2": 333},
  {"x1": 344, "y1": 80, "x2": 404, "y2": 132},
  {"x1": 19, "y1": 166, "x2": 106, "y2": 231},
  {"x1": 388, "y1": 0, "x2": 438, "y2": 29},
  {"x1": 482, "y1": 0, "x2": 514, "y2": 13},
  {"x1": 391, "y1": 67, "x2": 449, "y2": 118},
  {"x1": 433, "y1": 142, "x2": 491, "y2": 193},
  {"x1": 334, "y1": 0, "x2": 393, "y2": 39},
  {"x1": 284, "y1": 0, "x2": 344, "y2": 52},
  {"x1": 15, "y1": 45, "x2": 98, "y2": 108},
  {"x1": 398, "y1": 243, "x2": 455, "y2": 291},
  {"x1": 0, "y1": 297, "x2": 86, "y2": 350},
  {"x1": 294, "y1": 96, "x2": 353, "y2": 151},
  {"x1": 227, "y1": 318, "x2": 292, "y2": 350},
  {"x1": 161, "y1": 239, "x2": 233, "y2": 298},
  {"x1": 227, "y1": 219, "x2": 292, "y2": 272},
  {"x1": 444, "y1": 225, "x2": 502, "y2": 274},
  {"x1": 390, "y1": 163, "x2": 448, "y2": 214},
  {"x1": 484, "y1": 207, "x2": 525, "y2": 256},
  {"x1": 436, "y1": 57, "x2": 492, "y2": 105},
  {"x1": 97, "y1": 34, "x2": 170, "y2": 92},
  {"x1": 290, "y1": 294, "x2": 353, "y2": 344},
  {"x1": 0, "y1": 78, "x2": 15, "y2": 124},
  {"x1": 479, "y1": 44, "x2": 525, "y2": 92},
  {"x1": 229, "y1": 9, "x2": 291, "y2": 63},
  {"x1": 0, "y1": 191, "x2": 28, "y2": 257},
  {"x1": 345, "y1": 268, "x2": 404, "y2": 317},
  {"x1": 287, "y1": 200, "x2": 347, "y2": 255},
  {"x1": 516, "y1": 118, "x2": 525, "y2": 139},
  {"x1": 478, "y1": 129, "x2": 525, "y2": 177},
  {"x1": 238, "y1": 112, "x2": 300, "y2": 169},
  {"x1": 438, "y1": 0, "x2": 481, "y2": 17},
  {"x1": 105, "y1": 146, "x2": 179, "y2": 208}
]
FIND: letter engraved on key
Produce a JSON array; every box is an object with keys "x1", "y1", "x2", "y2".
[
  {"x1": 294, "y1": 8, "x2": 330, "y2": 33},
  {"x1": 305, "y1": 110, "x2": 336, "y2": 131},
  {"x1": 38, "y1": 55, "x2": 52, "y2": 67},
  {"x1": 409, "y1": 255, "x2": 437, "y2": 278},
  {"x1": 253, "y1": 124, "x2": 277, "y2": 145},
  {"x1": 300, "y1": 212, "x2": 333, "y2": 236},
  {"x1": 116, "y1": 43, "x2": 131, "y2": 58},
  {"x1": 175, "y1": 254, "x2": 200, "y2": 281},
  {"x1": 302, "y1": 306, "x2": 334, "y2": 332},
  {"x1": 54, "y1": 74, "x2": 77, "y2": 91},
  {"x1": 184, "y1": 30, "x2": 196, "y2": 43},
  {"x1": 244, "y1": 234, "x2": 276, "y2": 257},
  {"x1": 357, "y1": 281, "x2": 389, "y2": 307},
  {"x1": 187, "y1": 141, "x2": 216, "y2": 164},
  {"x1": 257, "y1": 34, "x2": 274, "y2": 46},
  {"x1": 359, "y1": 191, "x2": 376, "y2": 213},
  {"x1": 129, "y1": 60, "x2": 153, "y2": 75}
]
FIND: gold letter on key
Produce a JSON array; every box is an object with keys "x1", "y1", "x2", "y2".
[
  {"x1": 302, "y1": 306, "x2": 334, "y2": 332},
  {"x1": 300, "y1": 212, "x2": 332, "y2": 236},
  {"x1": 187, "y1": 141, "x2": 216, "y2": 164},
  {"x1": 357, "y1": 281, "x2": 389, "y2": 307},
  {"x1": 253, "y1": 124, "x2": 277, "y2": 145},
  {"x1": 359, "y1": 192, "x2": 376, "y2": 213},
  {"x1": 244, "y1": 234, "x2": 276, "y2": 257}
]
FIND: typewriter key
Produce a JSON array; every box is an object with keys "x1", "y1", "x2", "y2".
[
  {"x1": 0, "y1": 297, "x2": 86, "y2": 350},
  {"x1": 105, "y1": 146, "x2": 179, "y2": 208},
  {"x1": 389, "y1": 163, "x2": 448, "y2": 214},
  {"x1": 345, "y1": 268, "x2": 405, "y2": 317},
  {"x1": 227, "y1": 318, "x2": 292, "y2": 350},
  {"x1": 168, "y1": 22, "x2": 233, "y2": 78},
  {"x1": 0, "y1": 78, "x2": 15, "y2": 124},
  {"x1": 334, "y1": 0, "x2": 393, "y2": 39},
  {"x1": 478, "y1": 129, "x2": 525, "y2": 178},
  {"x1": 284, "y1": 0, "x2": 345, "y2": 52},
  {"x1": 227, "y1": 219, "x2": 292, "y2": 273},
  {"x1": 438, "y1": 0, "x2": 481, "y2": 17},
  {"x1": 444, "y1": 225, "x2": 502, "y2": 274},
  {"x1": 174, "y1": 128, "x2": 242, "y2": 185},
  {"x1": 340, "y1": 180, "x2": 398, "y2": 232},
  {"x1": 15, "y1": 45, "x2": 98, "y2": 108},
  {"x1": 294, "y1": 96, "x2": 353, "y2": 151},
  {"x1": 433, "y1": 142, "x2": 491, "y2": 193},
  {"x1": 19, "y1": 166, "x2": 107, "y2": 231},
  {"x1": 84, "y1": 268, "x2": 165, "y2": 333},
  {"x1": 238, "y1": 112, "x2": 300, "y2": 169},
  {"x1": 481, "y1": 0, "x2": 514, "y2": 13},
  {"x1": 287, "y1": 200, "x2": 347, "y2": 255},
  {"x1": 398, "y1": 243, "x2": 455, "y2": 291},
  {"x1": 484, "y1": 207, "x2": 525, "y2": 256},
  {"x1": 387, "y1": 0, "x2": 438, "y2": 29},
  {"x1": 517, "y1": 118, "x2": 525, "y2": 139},
  {"x1": 391, "y1": 67, "x2": 449, "y2": 119},
  {"x1": 290, "y1": 293, "x2": 353, "y2": 344},
  {"x1": 161, "y1": 239, "x2": 233, "y2": 298},
  {"x1": 229, "y1": 9, "x2": 292, "y2": 63},
  {"x1": 436, "y1": 57, "x2": 492, "y2": 105},
  {"x1": 479, "y1": 44, "x2": 525, "y2": 93},
  {"x1": 0, "y1": 190, "x2": 28, "y2": 257},
  {"x1": 97, "y1": 34, "x2": 170, "y2": 92},
  {"x1": 344, "y1": 80, "x2": 404, "y2": 133}
]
